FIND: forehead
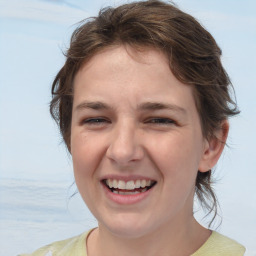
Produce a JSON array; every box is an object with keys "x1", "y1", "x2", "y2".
[
  {"x1": 76, "y1": 45, "x2": 170, "y2": 79},
  {"x1": 73, "y1": 45, "x2": 196, "y2": 112}
]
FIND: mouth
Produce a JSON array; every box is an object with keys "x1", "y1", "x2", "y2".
[{"x1": 102, "y1": 179, "x2": 157, "y2": 195}]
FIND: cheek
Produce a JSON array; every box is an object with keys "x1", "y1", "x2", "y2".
[
  {"x1": 146, "y1": 131, "x2": 202, "y2": 179},
  {"x1": 71, "y1": 132, "x2": 104, "y2": 180},
  {"x1": 71, "y1": 132, "x2": 107, "y2": 208}
]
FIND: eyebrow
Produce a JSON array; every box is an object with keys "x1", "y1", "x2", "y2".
[
  {"x1": 75, "y1": 101, "x2": 187, "y2": 115},
  {"x1": 138, "y1": 102, "x2": 187, "y2": 115},
  {"x1": 75, "y1": 101, "x2": 112, "y2": 111}
]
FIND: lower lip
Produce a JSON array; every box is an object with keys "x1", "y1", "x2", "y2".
[{"x1": 102, "y1": 183, "x2": 154, "y2": 205}]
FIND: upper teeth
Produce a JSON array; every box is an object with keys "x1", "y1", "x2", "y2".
[{"x1": 105, "y1": 179, "x2": 153, "y2": 190}]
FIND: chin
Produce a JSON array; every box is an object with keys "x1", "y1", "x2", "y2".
[{"x1": 99, "y1": 214, "x2": 155, "y2": 239}]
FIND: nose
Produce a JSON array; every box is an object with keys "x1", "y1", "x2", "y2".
[{"x1": 106, "y1": 120, "x2": 144, "y2": 166}]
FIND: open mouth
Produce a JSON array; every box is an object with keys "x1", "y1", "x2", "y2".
[{"x1": 102, "y1": 179, "x2": 157, "y2": 195}]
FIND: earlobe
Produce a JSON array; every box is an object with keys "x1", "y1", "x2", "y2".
[{"x1": 199, "y1": 120, "x2": 229, "y2": 173}]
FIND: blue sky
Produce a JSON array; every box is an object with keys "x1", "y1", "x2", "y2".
[{"x1": 0, "y1": 0, "x2": 256, "y2": 253}]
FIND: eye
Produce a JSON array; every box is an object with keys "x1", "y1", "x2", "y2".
[
  {"x1": 83, "y1": 117, "x2": 110, "y2": 125},
  {"x1": 146, "y1": 118, "x2": 176, "y2": 125}
]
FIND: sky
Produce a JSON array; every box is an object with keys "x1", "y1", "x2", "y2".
[{"x1": 0, "y1": 0, "x2": 256, "y2": 254}]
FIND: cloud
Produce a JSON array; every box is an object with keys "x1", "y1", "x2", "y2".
[
  {"x1": 0, "y1": 0, "x2": 89, "y2": 25},
  {"x1": 193, "y1": 10, "x2": 256, "y2": 34}
]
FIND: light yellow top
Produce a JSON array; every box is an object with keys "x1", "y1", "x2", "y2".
[{"x1": 19, "y1": 230, "x2": 246, "y2": 256}]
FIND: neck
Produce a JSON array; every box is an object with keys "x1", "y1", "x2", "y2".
[{"x1": 87, "y1": 217, "x2": 211, "y2": 256}]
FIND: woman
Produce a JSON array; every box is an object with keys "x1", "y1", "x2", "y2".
[{"x1": 20, "y1": 0, "x2": 245, "y2": 255}]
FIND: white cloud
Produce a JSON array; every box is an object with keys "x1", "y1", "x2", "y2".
[
  {"x1": 196, "y1": 10, "x2": 256, "y2": 32},
  {"x1": 0, "y1": 0, "x2": 89, "y2": 25}
]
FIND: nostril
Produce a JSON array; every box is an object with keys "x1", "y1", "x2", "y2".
[{"x1": 106, "y1": 143, "x2": 144, "y2": 164}]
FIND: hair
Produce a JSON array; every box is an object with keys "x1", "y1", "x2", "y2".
[{"x1": 50, "y1": 0, "x2": 240, "y2": 226}]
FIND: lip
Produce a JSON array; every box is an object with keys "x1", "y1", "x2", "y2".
[{"x1": 101, "y1": 182, "x2": 155, "y2": 205}]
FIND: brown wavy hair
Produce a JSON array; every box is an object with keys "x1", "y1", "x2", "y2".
[{"x1": 50, "y1": 0, "x2": 239, "y2": 225}]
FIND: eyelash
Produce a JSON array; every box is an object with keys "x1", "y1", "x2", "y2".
[
  {"x1": 83, "y1": 118, "x2": 109, "y2": 125},
  {"x1": 82, "y1": 117, "x2": 176, "y2": 126},
  {"x1": 146, "y1": 118, "x2": 176, "y2": 125}
]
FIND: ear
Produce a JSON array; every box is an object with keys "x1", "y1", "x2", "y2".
[{"x1": 198, "y1": 120, "x2": 229, "y2": 173}]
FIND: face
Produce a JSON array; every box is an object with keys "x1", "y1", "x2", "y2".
[{"x1": 71, "y1": 46, "x2": 210, "y2": 238}]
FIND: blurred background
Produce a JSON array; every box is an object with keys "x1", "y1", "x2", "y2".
[{"x1": 0, "y1": 0, "x2": 255, "y2": 255}]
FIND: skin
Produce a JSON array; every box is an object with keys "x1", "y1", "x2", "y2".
[{"x1": 70, "y1": 46, "x2": 228, "y2": 256}]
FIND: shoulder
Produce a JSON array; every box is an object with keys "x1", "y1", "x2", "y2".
[
  {"x1": 18, "y1": 230, "x2": 91, "y2": 256},
  {"x1": 192, "y1": 231, "x2": 246, "y2": 256}
]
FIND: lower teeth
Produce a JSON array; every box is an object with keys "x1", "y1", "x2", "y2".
[{"x1": 112, "y1": 188, "x2": 147, "y2": 195}]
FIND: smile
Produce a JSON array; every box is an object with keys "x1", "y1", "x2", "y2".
[{"x1": 102, "y1": 179, "x2": 157, "y2": 195}]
